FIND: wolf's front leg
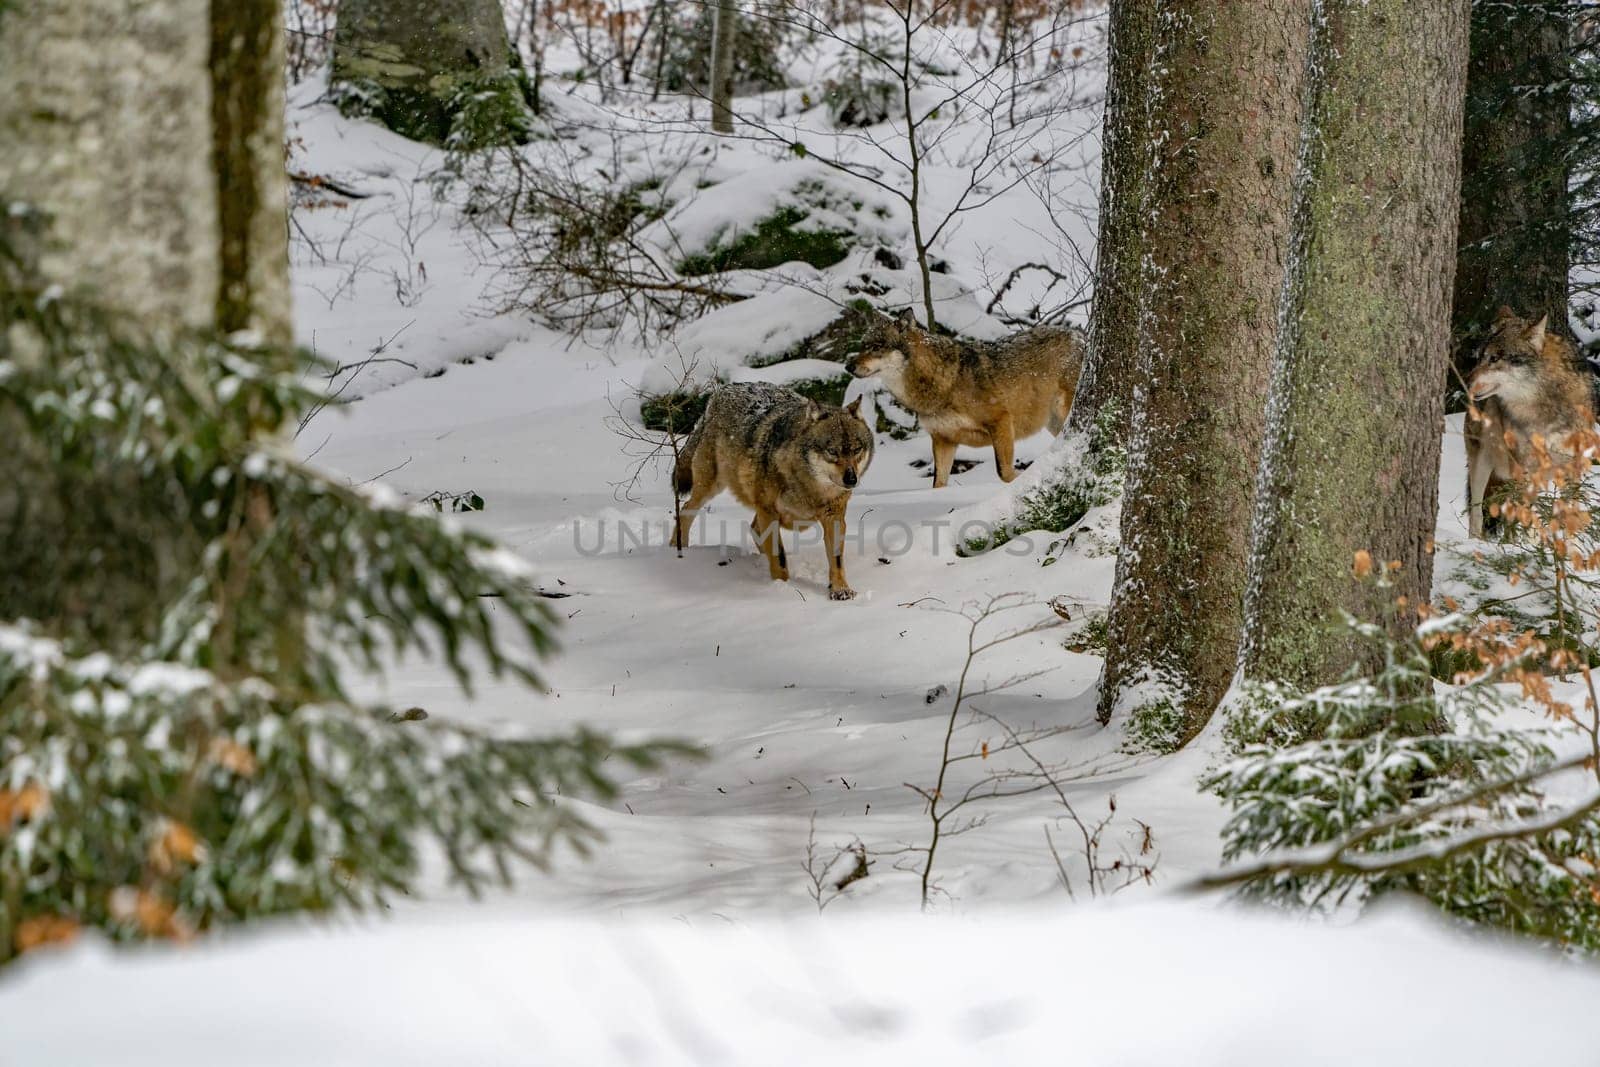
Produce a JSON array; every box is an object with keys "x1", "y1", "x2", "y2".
[
  {"x1": 822, "y1": 504, "x2": 855, "y2": 600},
  {"x1": 751, "y1": 510, "x2": 789, "y2": 581},
  {"x1": 930, "y1": 435, "x2": 957, "y2": 489},
  {"x1": 991, "y1": 413, "x2": 1017, "y2": 483}
]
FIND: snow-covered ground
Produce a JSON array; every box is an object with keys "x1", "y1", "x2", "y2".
[
  {"x1": 7, "y1": 8, "x2": 1600, "y2": 1056},
  {"x1": 6, "y1": 901, "x2": 1599, "y2": 1065}
]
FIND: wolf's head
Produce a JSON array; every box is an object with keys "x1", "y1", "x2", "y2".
[
  {"x1": 803, "y1": 396, "x2": 874, "y2": 490},
  {"x1": 846, "y1": 309, "x2": 922, "y2": 381},
  {"x1": 1469, "y1": 308, "x2": 1551, "y2": 406}
]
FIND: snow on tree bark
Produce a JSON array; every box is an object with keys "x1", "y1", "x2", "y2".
[
  {"x1": 1069, "y1": 0, "x2": 1155, "y2": 443},
  {"x1": 1096, "y1": 1, "x2": 1314, "y2": 745},
  {"x1": 1240, "y1": 0, "x2": 1471, "y2": 690},
  {"x1": 1451, "y1": 0, "x2": 1570, "y2": 391}
]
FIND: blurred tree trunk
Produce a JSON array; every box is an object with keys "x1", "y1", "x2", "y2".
[
  {"x1": 1450, "y1": 0, "x2": 1571, "y2": 398},
  {"x1": 1068, "y1": 0, "x2": 1155, "y2": 443},
  {"x1": 1241, "y1": 0, "x2": 1471, "y2": 690},
  {"x1": 0, "y1": 0, "x2": 291, "y2": 637},
  {"x1": 1095, "y1": 1, "x2": 1313, "y2": 746},
  {"x1": 332, "y1": 0, "x2": 518, "y2": 144},
  {"x1": 711, "y1": 0, "x2": 738, "y2": 133}
]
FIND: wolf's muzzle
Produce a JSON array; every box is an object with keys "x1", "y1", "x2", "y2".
[{"x1": 843, "y1": 469, "x2": 858, "y2": 488}]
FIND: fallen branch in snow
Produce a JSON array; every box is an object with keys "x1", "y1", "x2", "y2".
[
  {"x1": 289, "y1": 170, "x2": 375, "y2": 201},
  {"x1": 803, "y1": 814, "x2": 871, "y2": 913}
]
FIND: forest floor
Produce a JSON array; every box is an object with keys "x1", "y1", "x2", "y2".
[{"x1": 270, "y1": 24, "x2": 1574, "y2": 919}]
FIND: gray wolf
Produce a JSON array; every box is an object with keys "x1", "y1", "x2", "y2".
[
  {"x1": 673, "y1": 382, "x2": 874, "y2": 600},
  {"x1": 1466, "y1": 307, "x2": 1595, "y2": 538},
  {"x1": 845, "y1": 311, "x2": 1082, "y2": 487}
]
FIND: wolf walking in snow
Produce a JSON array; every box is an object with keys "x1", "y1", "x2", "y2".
[
  {"x1": 846, "y1": 311, "x2": 1083, "y2": 488},
  {"x1": 673, "y1": 382, "x2": 874, "y2": 600},
  {"x1": 1465, "y1": 307, "x2": 1596, "y2": 538}
]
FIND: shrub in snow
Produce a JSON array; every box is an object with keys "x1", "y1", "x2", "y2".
[
  {"x1": 639, "y1": 389, "x2": 711, "y2": 435},
  {"x1": 674, "y1": 174, "x2": 885, "y2": 277},
  {"x1": 1207, "y1": 617, "x2": 1600, "y2": 953},
  {"x1": 812, "y1": 26, "x2": 906, "y2": 128},
  {"x1": 651, "y1": 4, "x2": 789, "y2": 98},
  {"x1": 957, "y1": 429, "x2": 1117, "y2": 557},
  {"x1": 0, "y1": 215, "x2": 682, "y2": 962},
  {"x1": 332, "y1": 71, "x2": 534, "y2": 151}
]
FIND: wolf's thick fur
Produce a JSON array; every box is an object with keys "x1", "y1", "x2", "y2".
[
  {"x1": 1465, "y1": 307, "x2": 1596, "y2": 538},
  {"x1": 673, "y1": 382, "x2": 874, "y2": 600},
  {"x1": 845, "y1": 312, "x2": 1083, "y2": 487}
]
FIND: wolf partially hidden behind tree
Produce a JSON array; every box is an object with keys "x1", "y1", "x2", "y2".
[
  {"x1": 846, "y1": 310, "x2": 1083, "y2": 488},
  {"x1": 674, "y1": 382, "x2": 874, "y2": 600},
  {"x1": 1466, "y1": 307, "x2": 1597, "y2": 538}
]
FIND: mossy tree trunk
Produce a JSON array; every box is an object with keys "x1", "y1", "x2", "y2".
[
  {"x1": 1068, "y1": 0, "x2": 1156, "y2": 443},
  {"x1": 1450, "y1": 0, "x2": 1571, "y2": 398},
  {"x1": 1095, "y1": 1, "x2": 1314, "y2": 746},
  {"x1": 332, "y1": 0, "x2": 519, "y2": 145},
  {"x1": 710, "y1": 0, "x2": 738, "y2": 133},
  {"x1": 0, "y1": 0, "x2": 291, "y2": 641},
  {"x1": 1240, "y1": 0, "x2": 1471, "y2": 690}
]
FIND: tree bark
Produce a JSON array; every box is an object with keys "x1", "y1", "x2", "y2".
[
  {"x1": 710, "y1": 0, "x2": 738, "y2": 133},
  {"x1": 1068, "y1": 0, "x2": 1156, "y2": 443},
  {"x1": 0, "y1": 0, "x2": 291, "y2": 636},
  {"x1": 1240, "y1": 0, "x2": 1471, "y2": 690},
  {"x1": 1096, "y1": 1, "x2": 1314, "y2": 744},
  {"x1": 212, "y1": 0, "x2": 292, "y2": 344},
  {"x1": 0, "y1": 0, "x2": 221, "y2": 330},
  {"x1": 332, "y1": 0, "x2": 517, "y2": 144},
  {"x1": 1450, "y1": 0, "x2": 1571, "y2": 395}
]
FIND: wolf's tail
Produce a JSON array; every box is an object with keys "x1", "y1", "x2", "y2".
[{"x1": 673, "y1": 416, "x2": 706, "y2": 497}]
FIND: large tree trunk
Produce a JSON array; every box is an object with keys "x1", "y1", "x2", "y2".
[
  {"x1": 1095, "y1": 1, "x2": 1313, "y2": 746},
  {"x1": 1240, "y1": 0, "x2": 1471, "y2": 689},
  {"x1": 0, "y1": 0, "x2": 222, "y2": 330},
  {"x1": 332, "y1": 0, "x2": 518, "y2": 145},
  {"x1": 1450, "y1": 0, "x2": 1571, "y2": 396},
  {"x1": 0, "y1": 0, "x2": 291, "y2": 636},
  {"x1": 710, "y1": 0, "x2": 738, "y2": 133},
  {"x1": 213, "y1": 0, "x2": 293, "y2": 343},
  {"x1": 1068, "y1": 0, "x2": 1156, "y2": 443}
]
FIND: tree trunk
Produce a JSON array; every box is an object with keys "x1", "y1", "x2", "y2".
[
  {"x1": 1240, "y1": 0, "x2": 1471, "y2": 690},
  {"x1": 0, "y1": 0, "x2": 222, "y2": 330},
  {"x1": 1450, "y1": 0, "x2": 1570, "y2": 396},
  {"x1": 332, "y1": 0, "x2": 517, "y2": 144},
  {"x1": 0, "y1": 0, "x2": 291, "y2": 636},
  {"x1": 1095, "y1": 2, "x2": 1314, "y2": 746},
  {"x1": 710, "y1": 0, "x2": 738, "y2": 133},
  {"x1": 1068, "y1": 0, "x2": 1156, "y2": 443},
  {"x1": 212, "y1": 0, "x2": 292, "y2": 343}
]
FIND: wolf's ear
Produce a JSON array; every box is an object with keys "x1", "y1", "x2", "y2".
[
  {"x1": 845, "y1": 395, "x2": 864, "y2": 419},
  {"x1": 1494, "y1": 305, "x2": 1517, "y2": 322},
  {"x1": 1526, "y1": 314, "x2": 1549, "y2": 350},
  {"x1": 808, "y1": 400, "x2": 825, "y2": 422},
  {"x1": 895, "y1": 307, "x2": 916, "y2": 324}
]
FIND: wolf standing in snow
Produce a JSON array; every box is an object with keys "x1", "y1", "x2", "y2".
[
  {"x1": 1465, "y1": 307, "x2": 1596, "y2": 538},
  {"x1": 846, "y1": 311, "x2": 1083, "y2": 488},
  {"x1": 673, "y1": 382, "x2": 874, "y2": 600}
]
